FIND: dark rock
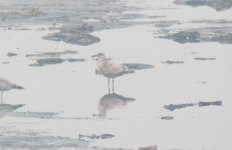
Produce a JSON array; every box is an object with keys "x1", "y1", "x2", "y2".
[{"x1": 198, "y1": 101, "x2": 222, "y2": 107}]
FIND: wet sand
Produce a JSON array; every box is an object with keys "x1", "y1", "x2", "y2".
[{"x1": 0, "y1": 0, "x2": 232, "y2": 150}]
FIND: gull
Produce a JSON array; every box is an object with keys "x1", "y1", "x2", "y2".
[
  {"x1": 0, "y1": 77, "x2": 24, "y2": 104},
  {"x1": 92, "y1": 53, "x2": 134, "y2": 93}
]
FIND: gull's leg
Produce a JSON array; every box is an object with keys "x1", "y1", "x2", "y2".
[
  {"x1": 108, "y1": 78, "x2": 110, "y2": 93},
  {"x1": 1, "y1": 92, "x2": 3, "y2": 104},
  {"x1": 112, "y1": 78, "x2": 114, "y2": 93}
]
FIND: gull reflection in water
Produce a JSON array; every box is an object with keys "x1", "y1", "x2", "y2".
[
  {"x1": 95, "y1": 93, "x2": 135, "y2": 118},
  {"x1": 0, "y1": 104, "x2": 24, "y2": 118}
]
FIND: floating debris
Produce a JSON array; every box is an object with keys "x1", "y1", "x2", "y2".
[
  {"x1": 160, "y1": 116, "x2": 174, "y2": 120},
  {"x1": 164, "y1": 103, "x2": 196, "y2": 111},
  {"x1": 138, "y1": 145, "x2": 158, "y2": 150},
  {"x1": 164, "y1": 101, "x2": 222, "y2": 111},
  {"x1": 162, "y1": 60, "x2": 184, "y2": 64},
  {"x1": 198, "y1": 101, "x2": 222, "y2": 107},
  {"x1": 194, "y1": 57, "x2": 216, "y2": 60}
]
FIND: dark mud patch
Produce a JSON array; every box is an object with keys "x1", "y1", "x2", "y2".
[
  {"x1": 210, "y1": 33, "x2": 232, "y2": 44},
  {"x1": 122, "y1": 63, "x2": 154, "y2": 70},
  {"x1": 42, "y1": 11, "x2": 151, "y2": 46},
  {"x1": 160, "y1": 116, "x2": 174, "y2": 120},
  {"x1": 0, "y1": 0, "x2": 155, "y2": 45},
  {"x1": 67, "y1": 58, "x2": 86, "y2": 62},
  {"x1": 194, "y1": 57, "x2": 216, "y2": 60},
  {"x1": 174, "y1": 0, "x2": 232, "y2": 11},
  {"x1": 162, "y1": 31, "x2": 201, "y2": 44},
  {"x1": 29, "y1": 57, "x2": 85, "y2": 66},
  {"x1": 159, "y1": 27, "x2": 232, "y2": 44},
  {"x1": 0, "y1": 130, "x2": 88, "y2": 150},
  {"x1": 79, "y1": 134, "x2": 114, "y2": 140},
  {"x1": 0, "y1": 104, "x2": 24, "y2": 117},
  {"x1": 164, "y1": 101, "x2": 222, "y2": 111},
  {"x1": 30, "y1": 58, "x2": 65, "y2": 66},
  {"x1": 191, "y1": 19, "x2": 232, "y2": 24},
  {"x1": 162, "y1": 60, "x2": 184, "y2": 64},
  {"x1": 43, "y1": 32, "x2": 101, "y2": 46},
  {"x1": 26, "y1": 50, "x2": 78, "y2": 58},
  {"x1": 7, "y1": 52, "x2": 19, "y2": 57}
]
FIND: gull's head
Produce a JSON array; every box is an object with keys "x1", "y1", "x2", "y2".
[{"x1": 92, "y1": 53, "x2": 106, "y2": 61}]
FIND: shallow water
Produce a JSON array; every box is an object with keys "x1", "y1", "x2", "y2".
[{"x1": 0, "y1": 0, "x2": 232, "y2": 150}]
